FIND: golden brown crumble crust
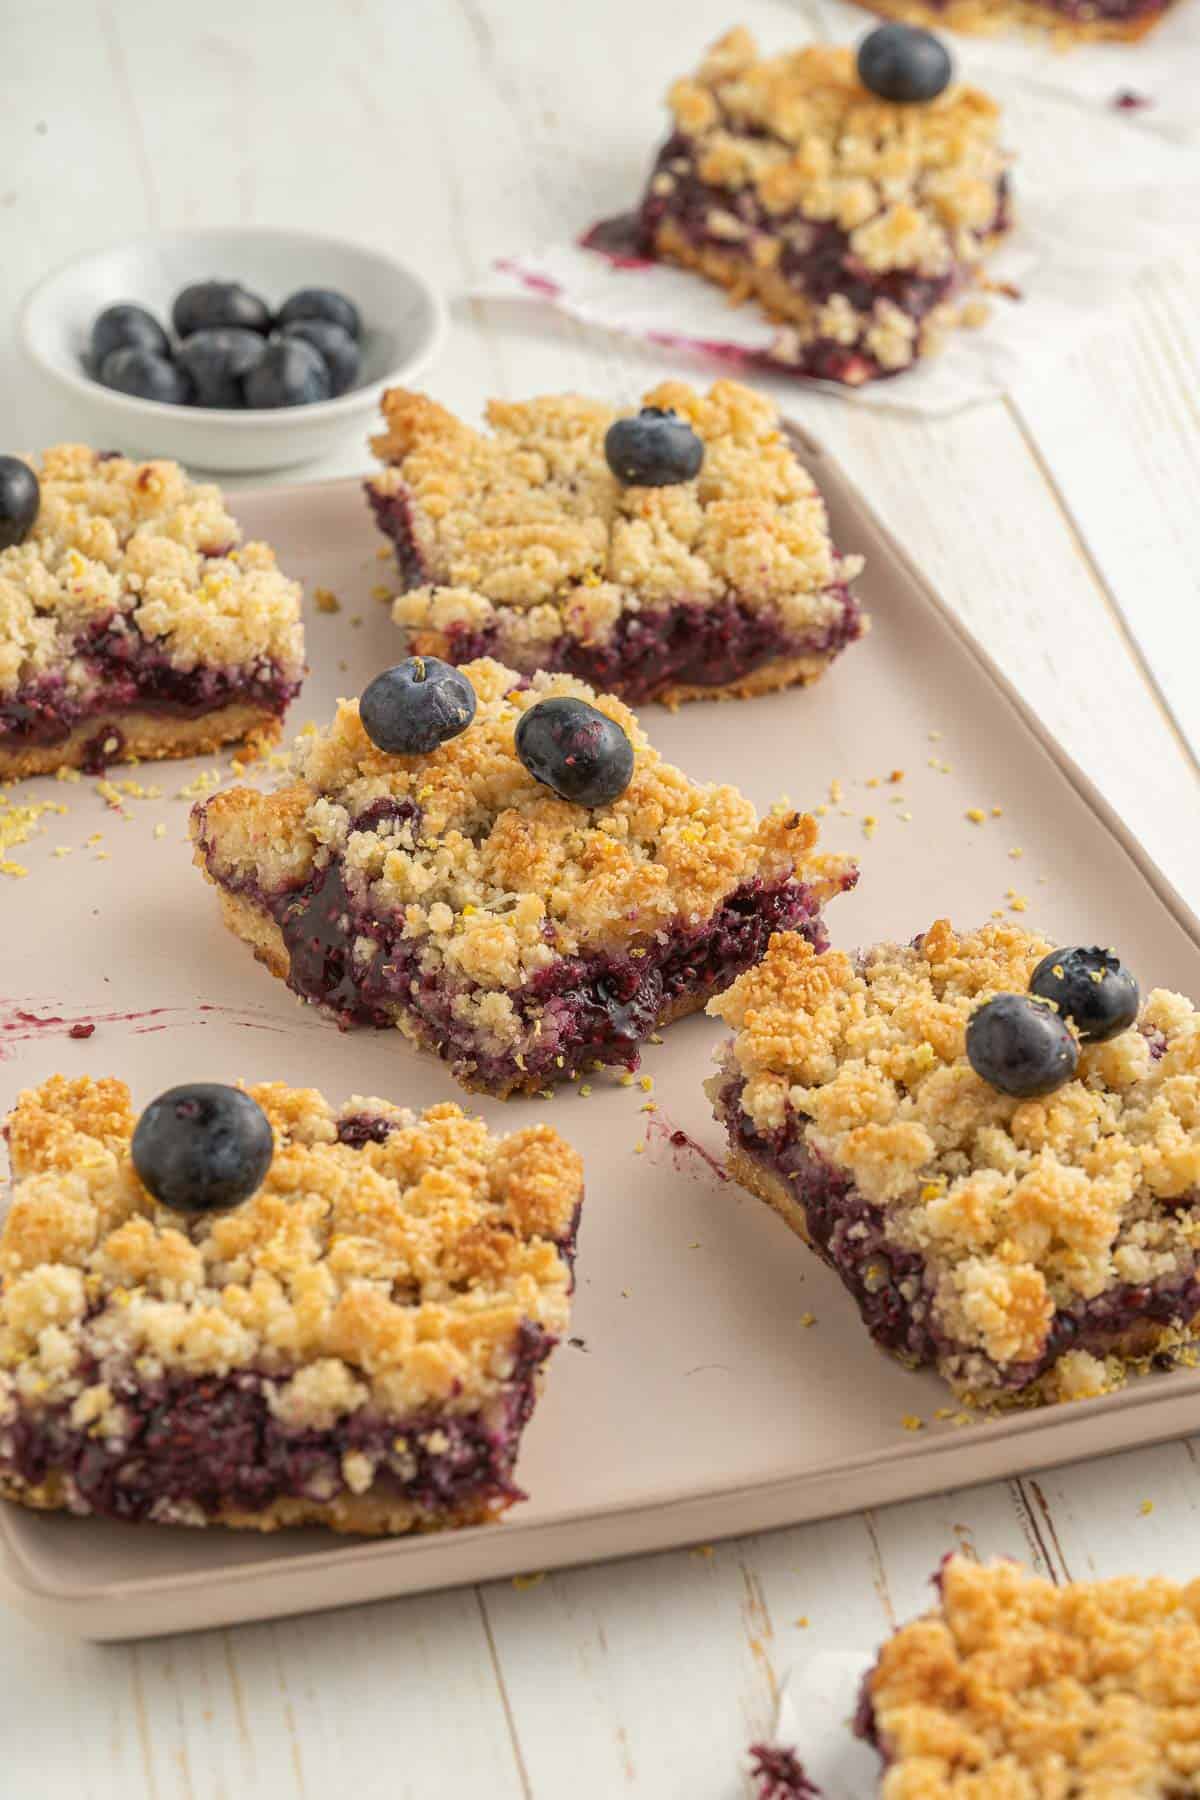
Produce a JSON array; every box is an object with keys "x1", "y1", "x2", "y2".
[
  {"x1": 193, "y1": 655, "x2": 855, "y2": 1007},
  {"x1": 866, "y1": 1555, "x2": 1200, "y2": 1795},
  {"x1": 0, "y1": 1464, "x2": 502, "y2": 1537},
  {"x1": 370, "y1": 378, "x2": 863, "y2": 653},
  {"x1": 0, "y1": 701, "x2": 282, "y2": 780},
  {"x1": 1, "y1": 1075, "x2": 581, "y2": 1439},
  {"x1": 643, "y1": 30, "x2": 1009, "y2": 373},
  {"x1": 711, "y1": 921, "x2": 1200, "y2": 1387},
  {"x1": 0, "y1": 444, "x2": 304, "y2": 700}
]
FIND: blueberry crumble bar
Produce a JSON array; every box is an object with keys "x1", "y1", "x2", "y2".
[
  {"x1": 857, "y1": 1555, "x2": 1200, "y2": 1794},
  {"x1": 0, "y1": 1074, "x2": 581, "y2": 1534},
  {"x1": 604, "y1": 29, "x2": 1010, "y2": 387},
  {"x1": 853, "y1": 0, "x2": 1176, "y2": 44},
  {"x1": 190, "y1": 657, "x2": 857, "y2": 1098},
  {"x1": 709, "y1": 919, "x2": 1200, "y2": 1405},
  {"x1": 366, "y1": 379, "x2": 865, "y2": 705},
  {"x1": 0, "y1": 445, "x2": 304, "y2": 778}
]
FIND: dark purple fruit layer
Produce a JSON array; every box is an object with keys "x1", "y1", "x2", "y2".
[
  {"x1": 1, "y1": 1318, "x2": 558, "y2": 1527},
  {"x1": 274, "y1": 856, "x2": 836, "y2": 1088},
  {"x1": 366, "y1": 486, "x2": 430, "y2": 589},
  {"x1": 630, "y1": 136, "x2": 1010, "y2": 385},
  {"x1": 416, "y1": 592, "x2": 858, "y2": 704},
  {"x1": 367, "y1": 489, "x2": 862, "y2": 701},
  {"x1": 197, "y1": 802, "x2": 853, "y2": 1090},
  {"x1": 0, "y1": 613, "x2": 299, "y2": 766},
  {"x1": 722, "y1": 1073, "x2": 1200, "y2": 1392}
]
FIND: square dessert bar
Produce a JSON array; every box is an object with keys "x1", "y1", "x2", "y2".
[
  {"x1": 857, "y1": 1555, "x2": 1200, "y2": 1794},
  {"x1": 367, "y1": 379, "x2": 865, "y2": 706},
  {"x1": 855, "y1": 0, "x2": 1175, "y2": 42},
  {"x1": 710, "y1": 920, "x2": 1200, "y2": 1406},
  {"x1": 0, "y1": 445, "x2": 304, "y2": 777},
  {"x1": 0, "y1": 1075, "x2": 581, "y2": 1535},
  {"x1": 626, "y1": 30, "x2": 1009, "y2": 386},
  {"x1": 191, "y1": 658, "x2": 857, "y2": 1099}
]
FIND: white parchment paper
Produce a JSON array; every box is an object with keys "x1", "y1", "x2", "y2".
[
  {"x1": 759, "y1": 1656, "x2": 880, "y2": 1796},
  {"x1": 478, "y1": 65, "x2": 1200, "y2": 416}
]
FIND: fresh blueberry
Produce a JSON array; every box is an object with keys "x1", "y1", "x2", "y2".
[
  {"x1": 0, "y1": 458, "x2": 40, "y2": 550},
  {"x1": 515, "y1": 696, "x2": 635, "y2": 808},
  {"x1": 278, "y1": 319, "x2": 360, "y2": 396},
  {"x1": 90, "y1": 303, "x2": 170, "y2": 368},
  {"x1": 131, "y1": 1083, "x2": 274, "y2": 1213},
  {"x1": 275, "y1": 286, "x2": 361, "y2": 341},
  {"x1": 176, "y1": 327, "x2": 268, "y2": 408},
  {"x1": 359, "y1": 657, "x2": 477, "y2": 755},
  {"x1": 1029, "y1": 946, "x2": 1139, "y2": 1044},
  {"x1": 99, "y1": 346, "x2": 193, "y2": 405},
  {"x1": 966, "y1": 993, "x2": 1078, "y2": 1098},
  {"x1": 604, "y1": 407, "x2": 705, "y2": 488},
  {"x1": 172, "y1": 279, "x2": 272, "y2": 339},
  {"x1": 857, "y1": 24, "x2": 952, "y2": 104},
  {"x1": 243, "y1": 339, "x2": 332, "y2": 409}
]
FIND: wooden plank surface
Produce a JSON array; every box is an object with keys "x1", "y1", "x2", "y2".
[{"x1": 2, "y1": 0, "x2": 1200, "y2": 1794}]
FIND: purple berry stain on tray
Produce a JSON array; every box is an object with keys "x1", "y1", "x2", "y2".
[{"x1": 749, "y1": 1743, "x2": 823, "y2": 1799}]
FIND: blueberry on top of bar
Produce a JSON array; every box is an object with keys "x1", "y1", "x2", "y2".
[
  {"x1": 709, "y1": 919, "x2": 1200, "y2": 1405},
  {"x1": 858, "y1": 1555, "x2": 1200, "y2": 1791},
  {"x1": 856, "y1": 23, "x2": 953, "y2": 104},
  {"x1": 0, "y1": 445, "x2": 305, "y2": 778},
  {"x1": 190, "y1": 658, "x2": 857, "y2": 1098},
  {"x1": 629, "y1": 29, "x2": 1009, "y2": 386},
  {"x1": 0, "y1": 458, "x2": 39, "y2": 551},
  {"x1": 366, "y1": 378, "x2": 866, "y2": 707},
  {"x1": 0, "y1": 1075, "x2": 582, "y2": 1535}
]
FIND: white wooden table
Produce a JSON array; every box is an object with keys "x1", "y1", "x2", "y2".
[{"x1": 4, "y1": 1, "x2": 1200, "y2": 1793}]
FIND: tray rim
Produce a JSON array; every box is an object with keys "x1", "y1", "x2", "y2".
[{"x1": 5, "y1": 431, "x2": 1200, "y2": 1638}]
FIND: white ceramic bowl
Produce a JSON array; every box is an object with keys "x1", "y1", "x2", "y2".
[{"x1": 19, "y1": 227, "x2": 447, "y2": 474}]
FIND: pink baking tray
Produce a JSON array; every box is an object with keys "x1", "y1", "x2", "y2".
[{"x1": 4, "y1": 431, "x2": 1200, "y2": 1639}]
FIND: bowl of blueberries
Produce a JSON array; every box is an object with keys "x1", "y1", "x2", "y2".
[{"x1": 20, "y1": 226, "x2": 446, "y2": 473}]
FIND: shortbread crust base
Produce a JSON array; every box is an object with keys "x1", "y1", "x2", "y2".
[
  {"x1": 0, "y1": 703, "x2": 283, "y2": 780},
  {"x1": 653, "y1": 653, "x2": 834, "y2": 708},
  {"x1": 0, "y1": 1471, "x2": 503, "y2": 1537}
]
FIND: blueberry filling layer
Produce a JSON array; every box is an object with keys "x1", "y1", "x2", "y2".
[
  {"x1": 722, "y1": 1074, "x2": 1200, "y2": 1392},
  {"x1": 0, "y1": 1318, "x2": 558, "y2": 1526},
  {"x1": 0, "y1": 618, "x2": 300, "y2": 754},
  {"x1": 276, "y1": 859, "x2": 833, "y2": 1086},
  {"x1": 367, "y1": 489, "x2": 862, "y2": 700},
  {"x1": 628, "y1": 137, "x2": 1010, "y2": 384},
  {"x1": 366, "y1": 486, "x2": 430, "y2": 589},
  {"x1": 200, "y1": 820, "x2": 852, "y2": 1089}
]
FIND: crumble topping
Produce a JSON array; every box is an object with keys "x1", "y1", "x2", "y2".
[
  {"x1": 0, "y1": 445, "x2": 304, "y2": 696},
  {"x1": 630, "y1": 31, "x2": 1009, "y2": 381},
  {"x1": 866, "y1": 1555, "x2": 1200, "y2": 1794},
  {"x1": 1, "y1": 1075, "x2": 581, "y2": 1426},
  {"x1": 663, "y1": 31, "x2": 1006, "y2": 273},
  {"x1": 369, "y1": 379, "x2": 863, "y2": 647},
  {"x1": 712, "y1": 921, "x2": 1200, "y2": 1368},
  {"x1": 194, "y1": 656, "x2": 855, "y2": 990}
]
